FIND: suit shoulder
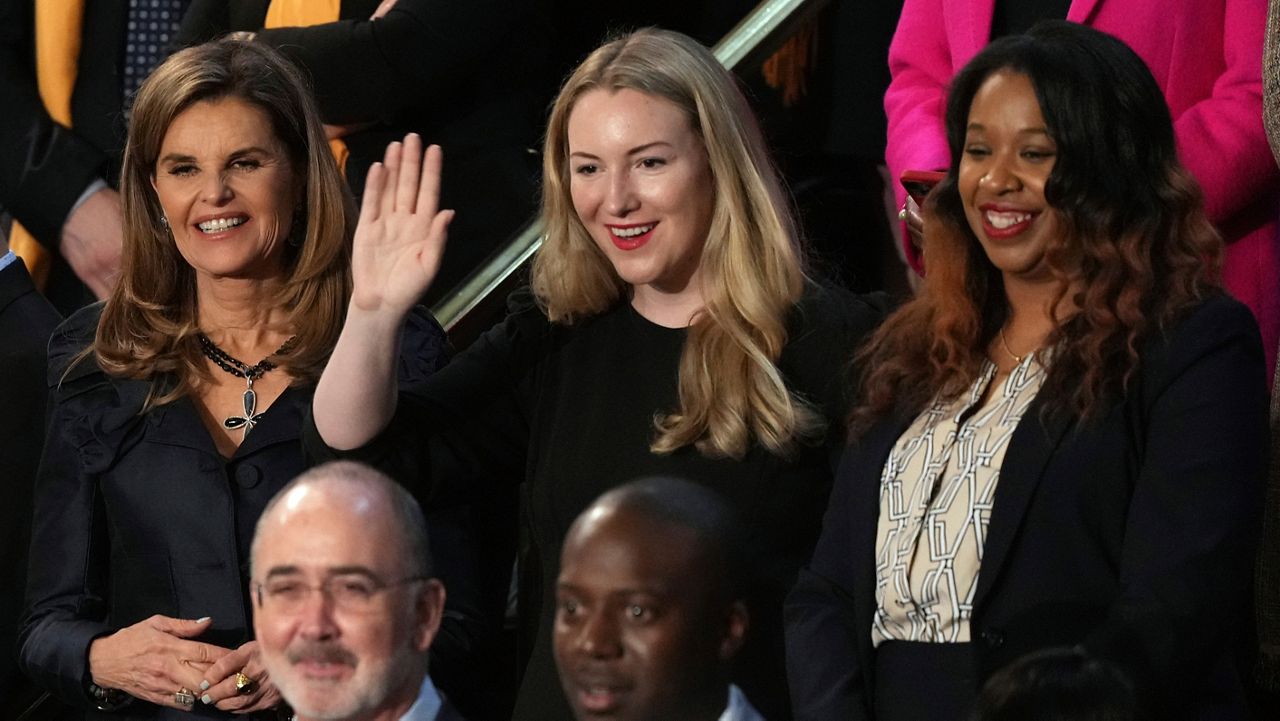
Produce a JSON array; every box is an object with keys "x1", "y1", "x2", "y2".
[{"x1": 46, "y1": 303, "x2": 104, "y2": 386}]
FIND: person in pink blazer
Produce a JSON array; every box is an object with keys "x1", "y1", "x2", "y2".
[{"x1": 884, "y1": 0, "x2": 1280, "y2": 375}]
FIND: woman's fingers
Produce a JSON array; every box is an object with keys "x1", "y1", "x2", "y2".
[
  {"x1": 359, "y1": 161, "x2": 385, "y2": 225},
  {"x1": 379, "y1": 140, "x2": 403, "y2": 219},
  {"x1": 414, "y1": 142, "x2": 442, "y2": 219},
  {"x1": 204, "y1": 642, "x2": 279, "y2": 712},
  {"x1": 198, "y1": 643, "x2": 252, "y2": 699},
  {"x1": 396, "y1": 133, "x2": 423, "y2": 213}
]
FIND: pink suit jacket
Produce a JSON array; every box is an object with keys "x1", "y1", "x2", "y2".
[{"x1": 884, "y1": 0, "x2": 1280, "y2": 373}]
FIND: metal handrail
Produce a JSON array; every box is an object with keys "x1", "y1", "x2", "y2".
[{"x1": 430, "y1": 0, "x2": 829, "y2": 331}]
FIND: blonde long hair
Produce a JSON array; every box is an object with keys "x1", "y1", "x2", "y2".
[
  {"x1": 532, "y1": 28, "x2": 820, "y2": 459},
  {"x1": 93, "y1": 39, "x2": 353, "y2": 409}
]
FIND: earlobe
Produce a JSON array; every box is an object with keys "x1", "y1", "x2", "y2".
[{"x1": 717, "y1": 601, "x2": 749, "y2": 661}]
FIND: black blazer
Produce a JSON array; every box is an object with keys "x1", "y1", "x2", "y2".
[
  {"x1": 19, "y1": 305, "x2": 450, "y2": 720},
  {"x1": 785, "y1": 295, "x2": 1268, "y2": 720},
  {"x1": 0, "y1": 259, "x2": 61, "y2": 718}
]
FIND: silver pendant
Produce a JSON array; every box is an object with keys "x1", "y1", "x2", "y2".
[{"x1": 223, "y1": 378, "x2": 265, "y2": 436}]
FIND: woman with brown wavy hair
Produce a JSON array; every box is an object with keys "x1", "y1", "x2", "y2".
[
  {"x1": 307, "y1": 27, "x2": 886, "y2": 720},
  {"x1": 19, "y1": 39, "x2": 448, "y2": 719},
  {"x1": 786, "y1": 21, "x2": 1267, "y2": 721}
]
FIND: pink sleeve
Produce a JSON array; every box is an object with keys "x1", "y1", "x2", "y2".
[
  {"x1": 1172, "y1": 0, "x2": 1279, "y2": 227},
  {"x1": 883, "y1": 0, "x2": 957, "y2": 272}
]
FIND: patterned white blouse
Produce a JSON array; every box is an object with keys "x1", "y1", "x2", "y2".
[{"x1": 871, "y1": 354, "x2": 1046, "y2": 646}]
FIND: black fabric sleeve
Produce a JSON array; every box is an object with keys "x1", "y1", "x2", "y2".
[
  {"x1": 251, "y1": 0, "x2": 527, "y2": 125},
  {"x1": 1082, "y1": 296, "x2": 1268, "y2": 703},
  {"x1": 17, "y1": 307, "x2": 114, "y2": 709},
  {"x1": 302, "y1": 294, "x2": 546, "y2": 505},
  {"x1": 784, "y1": 450, "x2": 874, "y2": 721},
  {"x1": 0, "y1": 0, "x2": 108, "y2": 243}
]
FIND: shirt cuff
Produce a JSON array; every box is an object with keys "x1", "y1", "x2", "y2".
[{"x1": 68, "y1": 179, "x2": 109, "y2": 220}]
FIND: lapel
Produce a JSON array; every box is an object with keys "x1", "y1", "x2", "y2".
[
  {"x1": 849, "y1": 410, "x2": 918, "y2": 668},
  {"x1": 1066, "y1": 0, "x2": 1103, "y2": 24},
  {"x1": 0, "y1": 261, "x2": 36, "y2": 315},
  {"x1": 971, "y1": 397, "x2": 1074, "y2": 610}
]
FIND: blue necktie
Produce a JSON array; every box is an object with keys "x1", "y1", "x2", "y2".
[{"x1": 123, "y1": 0, "x2": 190, "y2": 115}]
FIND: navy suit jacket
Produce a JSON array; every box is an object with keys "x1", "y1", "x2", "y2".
[{"x1": 785, "y1": 294, "x2": 1268, "y2": 720}]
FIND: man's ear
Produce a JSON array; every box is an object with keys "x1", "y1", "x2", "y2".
[
  {"x1": 717, "y1": 600, "x2": 749, "y2": 661},
  {"x1": 413, "y1": 579, "x2": 447, "y2": 653}
]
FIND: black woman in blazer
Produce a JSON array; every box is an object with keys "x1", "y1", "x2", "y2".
[{"x1": 785, "y1": 23, "x2": 1269, "y2": 720}]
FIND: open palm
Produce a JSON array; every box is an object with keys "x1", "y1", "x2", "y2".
[{"x1": 351, "y1": 134, "x2": 453, "y2": 315}]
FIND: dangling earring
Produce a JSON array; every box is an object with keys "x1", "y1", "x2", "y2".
[{"x1": 159, "y1": 214, "x2": 170, "y2": 233}]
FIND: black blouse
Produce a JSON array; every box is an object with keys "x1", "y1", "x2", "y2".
[{"x1": 305, "y1": 284, "x2": 888, "y2": 720}]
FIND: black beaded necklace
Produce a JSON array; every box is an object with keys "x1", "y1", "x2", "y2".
[{"x1": 197, "y1": 333, "x2": 297, "y2": 437}]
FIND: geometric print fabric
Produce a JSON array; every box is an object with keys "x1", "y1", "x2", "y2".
[{"x1": 871, "y1": 355, "x2": 1045, "y2": 646}]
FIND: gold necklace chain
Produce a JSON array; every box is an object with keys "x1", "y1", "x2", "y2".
[{"x1": 999, "y1": 326, "x2": 1025, "y2": 364}]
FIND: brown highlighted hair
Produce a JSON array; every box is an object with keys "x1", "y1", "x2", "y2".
[
  {"x1": 852, "y1": 21, "x2": 1220, "y2": 434},
  {"x1": 94, "y1": 39, "x2": 353, "y2": 409},
  {"x1": 533, "y1": 28, "x2": 820, "y2": 459}
]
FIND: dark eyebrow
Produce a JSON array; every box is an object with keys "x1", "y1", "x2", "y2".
[
  {"x1": 263, "y1": 565, "x2": 382, "y2": 580},
  {"x1": 569, "y1": 141, "x2": 675, "y2": 160},
  {"x1": 965, "y1": 122, "x2": 1052, "y2": 138},
  {"x1": 264, "y1": 565, "x2": 302, "y2": 579},
  {"x1": 326, "y1": 566, "x2": 381, "y2": 579}
]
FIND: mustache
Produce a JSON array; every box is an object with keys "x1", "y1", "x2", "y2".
[{"x1": 286, "y1": 641, "x2": 358, "y2": 667}]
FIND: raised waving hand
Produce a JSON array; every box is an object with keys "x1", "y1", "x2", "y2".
[
  {"x1": 315, "y1": 134, "x2": 452, "y2": 450},
  {"x1": 351, "y1": 133, "x2": 453, "y2": 316}
]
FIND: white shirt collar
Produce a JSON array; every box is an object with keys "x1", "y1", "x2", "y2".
[{"x1": 718, "y1": 684, "x2": 765, "y2": 721}]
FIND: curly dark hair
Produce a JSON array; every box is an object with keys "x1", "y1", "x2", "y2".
[{"x1": 852, "y1": 21, "x2": 1221, "y2": 435}]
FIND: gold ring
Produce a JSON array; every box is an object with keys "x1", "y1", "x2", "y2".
[
  {"x1": 234, "y1": 671, "x2": 255, "y2": 695},
  {"x1": 175, "y1": 687, "x2": 196, "y2": 706}
]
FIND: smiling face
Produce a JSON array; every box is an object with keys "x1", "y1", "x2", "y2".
[
  {"x1": 553, "y1": 505, "x2": 742, "y2": 721},
  {"x1": 151, "y1": 95, "x2": 300, "y2": 285},
  {"x1": 958, "y1": 70, "x2": 1061, "y2": 285},
  {"x1": 252, "y1": 483, "x2": 442, "y2": 721},
  {"x1": 566, "y1": 87, "x2": 716, "y2": 311}
]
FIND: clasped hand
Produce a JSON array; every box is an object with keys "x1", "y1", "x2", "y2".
[{"x1": 88, "y1": 615, "x2": 279, "y2": 713}]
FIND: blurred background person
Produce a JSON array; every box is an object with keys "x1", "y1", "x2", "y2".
[
  {"x1": 787, "y1": 22, "x2": 1266, "y2": 720},
  {"x1": 0, "y1": 0, "x2": 196, "y2": 313},
  {"x1": 884, "y1": 0, "x2": 1280, "y2": 375},
  {"x1": 177, "y1": 0, "x2": 549, "y2": 306},
  {"x1": 19, "y1": 39, "x2": 450, "y2": 719},
  {"x1": 968, "y1": 648, "x2": 1141, "y2": 721},
  {"x1": 306, "y1": 28, "x2": 886, "y2": 721},
  {"x1": 1256, "y1": 0, "x2": 1280, "y2": 712},
  {"x1": 0, "y1": 234, "x2": 61, "y2": 718},
  {"x1": 554, "y1": 477, "x2": 760, "y2": 721},
  {"x1": 248, "y1": 461, "x2": 463, "y2": 721}
]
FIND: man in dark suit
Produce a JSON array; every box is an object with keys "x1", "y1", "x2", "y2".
[
  {"x1": 553, "y1": 478, "x2": 764, "y2": 721},
  {"x1": 178, "y1": 0, "x2": 549, "y2": 305},
  {"x1": 0, "y1": 1, "x2": 189, "y2": 313},
  {"x1": 0, "y1": 239, "x2": 62, "y2": 718},
  {"x1": 242, "y1": 461, "x2": 466, "y2": 721}
]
